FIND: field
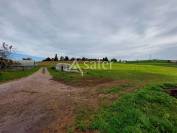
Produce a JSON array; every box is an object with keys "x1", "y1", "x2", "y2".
[
  {"x1": 47, "y1": 61, "x2": 177, "y2": 132},
  {"x1": 0, "y1": 67, "x2": 39, "y2": 83},
  {"x1": 47, "y1": 61, "x2": 177, "y2": 86},
  {"x1": 0, "y1": 61, "x2": 177, "y2": 132}
]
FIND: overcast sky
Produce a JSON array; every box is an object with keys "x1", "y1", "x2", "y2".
[{"x1": 0, "y1": 0, "x2": 177, "y2": 60}]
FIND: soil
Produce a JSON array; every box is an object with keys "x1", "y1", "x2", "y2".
[{"x1": 54, "y1": 77, "x2": 114, "y2": 87}]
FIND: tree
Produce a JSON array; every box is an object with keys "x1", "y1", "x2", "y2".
[
  {"x1": 103, "y1": 57, "x2": 109, "y2": 61},
  {"x1": 70, "y1": 57, "x2": 75, "y2": 61},
  {"x1": 77, "y1": 58, "x2": 81, "y2": 61},
  {"x1": 64, "y1": 56, "x2": 69, "y2": 61},
  {"x1": 0, "y1": 42, "x2": 13, "y2": 59},
  {"x1": 43, "y1": 57, "x2": 51, "y2": 61},
  {"x1": 23, "y1": 58, "x2": 32, "y2": 60},
  {"x1": 60, "y1": 56, "x2": 64, "y2": 61},
  {"x1": 54, "y1": 54, "x2": 58, "y2": 61},
  {"x1": 111, "y1": 58, "x2": 117, "y2": 62},
  {"x1": 0, "y1": 42, "x2": 14, "y2": 70},
  {"x1": 82, "y1": 57, "x2": 87, "y2": 61}
]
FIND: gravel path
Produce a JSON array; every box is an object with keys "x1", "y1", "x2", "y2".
[{"x1": 0, "y1": 68, "x2": 81, "y2": 133}]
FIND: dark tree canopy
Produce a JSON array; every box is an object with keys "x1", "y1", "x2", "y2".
[
  {"x1": 70, "y1": 57, "x2": 75, "y2": 61},
  {"x1": 103, "y1": 57, "x2": 109, "y2": 61},
  {"x1": 60, "y1": 56, "x2": 64, "y2": 61},
  {"x1": 111, "y1": 58, "x2": 117, "y2": 62},
  {"x1": 64, "y1": 56, "x2": 69, "y2": 61},
  {"x1": 42, "y1": 54, "x2": 118, "y2": 62},
  {"x1": 43, "y1": 57, "x2": 52, "y2": 61},
  {"x1": 54, "y1": 54, "x2": 58, "y2": 61}
]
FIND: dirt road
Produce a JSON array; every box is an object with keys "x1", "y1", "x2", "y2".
[{"x1": 0, "y1": 68, "x2": 86, "y2": 133}]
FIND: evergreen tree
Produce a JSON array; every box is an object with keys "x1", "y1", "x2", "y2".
[
  {"x1": 54, "y1": 54, "x2": 58, "y2": 61},
  {"x1": 43, "y1": 57, "x2": 51, "y2": 61},
  {"x1": 64, "y1": 56, "x2": 69, "y2": 61},
  {"x1": 103, "y1": 57, "x2": 109, "y2": 61},
  {"x1": 111, "y1": 58, "x2": 117, "y2": 62},
  {"x1": 60, "y1": 56, "x2": 64, "y2": 61}
]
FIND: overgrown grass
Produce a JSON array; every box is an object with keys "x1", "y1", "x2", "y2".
[
  {"x1": 86, "y1": 85, "x2": 177, "y2": 133},
  {"x1": 97, "y1": 83, "x2": 137, "y2": 94},
  {"x1": 127, "y1": 60, "x2": 177, "y2": 68},
  {"x1": 48, "y1": 62, "x2": 177, "y2": 132},
  {"x1": 98, "y1": 86, "x2": 122, "y2": 94},
  {"x1": 48, "y1": 67, "x2": 84, "y2": 85},
  {"x1": 0, "y1": 67, "x2": 39, "y2": 83}
]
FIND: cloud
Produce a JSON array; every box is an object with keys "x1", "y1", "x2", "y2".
[{"x1": 0, "y1": 0, "x2": 177, "y2": 60}]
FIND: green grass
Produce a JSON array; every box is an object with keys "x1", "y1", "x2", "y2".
[
  {"x1": 48, "y1": 62, "x2": 177, "y2": 132},
  {"x1": 97, "y1": 83, "x2": 137, "y2": 94},
  {"x1": 86, "y1": 69, "x2": 176, "y2": 83},
  {"x1": 128, "y1": 62, "x2": 177, "y2": 68},
  {"x1": 98, "y1": 86, "x2": 122, "y2": 94},
  {"x1": 127, "y1": 60, "x2": 177, "y2": 68},
  {"x1": 48, "y1": 67, "x2": 84, "y2": 85},
  {"x1": 90, "y1": 85, "x2": 177, "y2": 133},
  {"x1": 75, "y1": 105, "x2": 96, "y2": 132},
  {"x1": 0, "y1": 67, "x2": 39, "y2": 83},
  {"x1": 49, "y1": 62, "x2": 177, "y2": 85}
]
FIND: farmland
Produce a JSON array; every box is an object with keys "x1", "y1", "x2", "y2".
[
  {"x1": 47, "y1": 61, "x2": 177, "y2": 86},
  {"x1": 0, "y1": 61, "x2": 177, "y2": 132},
  {"x1": 1, "y1": 0, "x2": 177, "y2": 132},
  {"x1": 46, "y1": 61, "x2": 177, "y2": 132}
]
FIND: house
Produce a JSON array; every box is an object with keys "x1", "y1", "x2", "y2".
[
  {"x1": 55, "y1": 63, "x2": 81, "y2": 73},
  {"x1": 55, "y1": 63, "x2": 71, "y2": 71},
  {"x1": 169, "y1": 60, "x2": 177, "y2": 63},
  {"x1": 8, "y1": 60, "x2": 36, "y2": 71},
  {"x1": 18, "y1": 60, "x2": 36, "y2": 67}
]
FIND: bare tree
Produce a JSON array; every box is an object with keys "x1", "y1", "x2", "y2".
[
  {"x1": 0, "y1": 42, "x2": 14, "y2": 70},
  {"x1": 0, "y1": 42, "x2": 13, "y2": 59}
]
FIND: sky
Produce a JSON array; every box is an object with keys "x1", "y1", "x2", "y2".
[{"x1": 0, "y1": 0, "x2": 177, "y2": 60}]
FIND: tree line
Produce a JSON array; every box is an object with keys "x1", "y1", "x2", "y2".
[{"x1": 43, "y1": 54, "x2": 120, "y2": 62}]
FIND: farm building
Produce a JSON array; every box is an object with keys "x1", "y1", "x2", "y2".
[
  {"x1": 18, "y1": 60, "x2": 36, "y2": 67},
  {"x1": 169, "y1": 60, "x2": 177, "y2": 63},
  {"x1": 55, "y1": 63, "x2": 71, "y2": 71},
  {"x1": 8, "y1": 60, "x2": 36, "y2": 71}
]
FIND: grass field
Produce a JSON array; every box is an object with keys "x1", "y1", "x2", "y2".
[
  {"x1": 48, "y1": 62, "x2": 177, "y2": 86},
  {"x1": 0, "y1": 67, "x2": 39, "y2": 83},
  {"x1": 90, "y1": 85, "x2": 177, "y2": 133},
  {"x1": 47, "y1": 61, "x2": 177, "y2": 132}
]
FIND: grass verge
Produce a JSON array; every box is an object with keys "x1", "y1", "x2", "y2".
[{"x1": 0, "y1": 67, "x2": 39, "y2": 83}]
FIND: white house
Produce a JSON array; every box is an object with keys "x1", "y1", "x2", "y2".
[
  {"x1": 18, "y1": 60, "x2": 36, "y2": 67},
  {"x1": 55, "y1": 63, "x2": 82, "y2": 74},
  {"x1": 170, "y1": 60, "x2": 177, "y2": 63},
  {"x1": 55, "y1": 63, "x2": 71, "y2": 71}
]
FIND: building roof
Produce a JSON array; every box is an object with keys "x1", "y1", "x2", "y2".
[{"x1": 18, "y1": 60, "x2": 35, "y2": 66}]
